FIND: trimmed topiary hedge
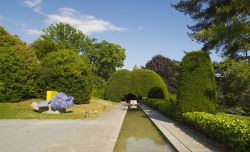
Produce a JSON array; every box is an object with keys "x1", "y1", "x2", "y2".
[
  {"x1": 132, "y1": 69, "x2": 168, "y2": 99},
  {"x1": 38, "y1": 50, "x2": 93, "y2": 104},
  {"x1": 104, "y1": 69, "x2": 131, "y2": 101},
  {"x1": 177, "y1": 51, "x2": 216, "y2": 114},
  {"x1": 182, "y1": 112, "x2": 250, "y2": 152},
  {"x1": 104, "y1": 69, "x2": 169, "y2": 101}
]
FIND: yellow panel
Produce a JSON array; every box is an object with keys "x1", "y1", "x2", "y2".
[{"x1": 46, "y1": 91, "x2": 58, "y2": 101}]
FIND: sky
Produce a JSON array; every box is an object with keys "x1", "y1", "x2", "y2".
[{"x1": 0, "y1": 0, "x2": 222, "y2": 69}]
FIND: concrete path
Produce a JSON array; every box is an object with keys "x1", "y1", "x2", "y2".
[
  {"x1": 140, "y1": 104, "x2": 222, "y2": 152},
  {"x1": 0, "y1": 103, "x2": 128, "y2": 152}
]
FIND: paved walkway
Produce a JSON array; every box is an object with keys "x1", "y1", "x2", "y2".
[
  {"x1": 140, "y1": 104, "x2": 222, "y2": 152},
  {"x1": 0, "y1": 103, "x2": 128, "y2": 152}
]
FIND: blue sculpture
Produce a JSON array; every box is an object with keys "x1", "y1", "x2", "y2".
[{"x1": 31, "y1": 92, "x2": 74, "y2": 113}]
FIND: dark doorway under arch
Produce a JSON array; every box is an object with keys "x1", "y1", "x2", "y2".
[{"x1": 122, "y1": 93, "x2": 138, "y2": 103}]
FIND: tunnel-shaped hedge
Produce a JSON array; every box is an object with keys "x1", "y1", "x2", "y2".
[
  {"x1": 177, "y1": 51, "x2": 216, "y2": 114},
  {"x1": 104, "y1": 69, "x2": 169, "y2": 101}
]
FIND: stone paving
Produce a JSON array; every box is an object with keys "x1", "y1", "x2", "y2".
[
  {"x1": 140, "y1": 104, "x2": 222, "y2": 152},
  {"x1": 0, "y1": 103, "x2": 127, "y2": 152}
]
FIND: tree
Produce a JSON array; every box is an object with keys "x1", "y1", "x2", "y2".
[
  {"x1": 38, "y1": 50, "x2": 93, "y2": 104},
  {"x1": 91, "y1": 40, "x2": 126, "y2": 80},
  {"x1": 172, "y1": 0, "x2": 250, "y2": 60},
  {"x1": 32, "y1": 39, "x2": 57, "y2": 60},
  {"x1": 177, "y1": 51, "x2": 216, "y2": 114},
  {"x1": 32, "y1": 23, "x2": 95, "y2": 59},
  {"x1": 0, "y1": 26, "x2": 38, "y2": 102},
  {"x1": 32, "y1": 23, "x2": 126, "y2": 81},
  {"x1": 214, "y1": 59, "x2": 250, "y2": 114},
  {"x1": 145, "y1": 55, "x2": 179, "y2": 94}
]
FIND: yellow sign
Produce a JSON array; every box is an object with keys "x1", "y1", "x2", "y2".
[{"x1": 46, "y1": 91, "x2": 58, "y2": 101}]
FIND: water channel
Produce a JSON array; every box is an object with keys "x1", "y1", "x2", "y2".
[{"x1": 114, "y1": 109, "x2": 174, "y2": 152}]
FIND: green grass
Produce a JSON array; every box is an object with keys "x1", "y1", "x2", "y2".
[
  {"x1": 0, "y1": 98, "x2": 113, "y2": 119},
  {"x1": 217, "y1": 112, "x2": 250, "y2": 120}
]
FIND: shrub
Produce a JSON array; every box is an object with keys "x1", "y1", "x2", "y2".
[
  {"x1": 144, "y1": 98, "x2": 176, "y2": 119},
  {"x1": 177, "y1": 51, "x2": 216, "y2": 114},
  {"x1": 147, "y1": 87, "x2": 165, "y2": 99},
  {"x1": 104, "y1": 69, "x2": 131, "y2": 101},
  {"x1": 0, "y1": 26, "x2": 39, "y2": 102},
  {"x1": 182, "y1": 112, "x2": 250, "y2": 152},
  {"x1": 38, "y1": 50, "x2": 93, "y2": 104},
  {"x1": 104, "y1": 69, "x2": 169, "y2": 101},
  {"x1": 132, "y1": 69, "x2": 169, "y2": 100}
]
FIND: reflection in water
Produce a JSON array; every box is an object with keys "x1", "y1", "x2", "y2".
[{"x1": 114, "y1": 110, "x2": 174, "y2": 152}]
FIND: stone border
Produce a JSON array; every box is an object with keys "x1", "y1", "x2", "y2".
[
  {"x1": 140, "y1": 104, "x2": 220, "y2": 152},
  {"x1": 102, "y1": 103, "x2": 128, "y2": 152}
]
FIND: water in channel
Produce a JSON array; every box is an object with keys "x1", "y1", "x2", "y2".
[{"x1": 114, "y1": 109, "x2": 174, "y2": 152}]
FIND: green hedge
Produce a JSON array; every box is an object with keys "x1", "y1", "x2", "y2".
[
  {"x1": 104, "y1": 69, "x2": 169, "y2": 101},
  {"x1": 104, "y1": 69, "x2": 131, "y2": 101},
  {"x1": 38, "y1": 50, "x2": 93, "y2": 104},
  {"x1": 132, "y1": 69, "x2": 168, "y2": 99},
  {"x1": 182, "y1": 112, "x2": 250, "y2": 152},
  {"x1": 177, "y1": 51, "x2": 216, "y2": 114},
  {"x1": 144, "y1": 98, "x2": 176, "y2": 119}
]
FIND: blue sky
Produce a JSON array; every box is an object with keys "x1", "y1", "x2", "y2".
[{"x1": 0, "y1": 0, "x2": 221, "y2": 69}]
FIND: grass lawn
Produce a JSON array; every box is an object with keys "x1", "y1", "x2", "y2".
[
  {"x1": 217, "y1": 112, "x2": 250, "y2": 120},
  {"x1": 0, "y1": 97, "x2": 113, "y2": 119}
]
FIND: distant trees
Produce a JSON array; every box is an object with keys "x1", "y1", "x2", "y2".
[
  {"x1": 0, "y1": 23, "x2": 126, "y2": 102},
  {"x1": 91, "y1": 41, "x2": 126, "y2": 80},
  {"x1": 172, "y1": 0, "x2": 250, "y2": 60},
  {"x1": 32, "y1": 23, "x2": 126, "y2": 81},
  {"x1": 145, "y1": 55, "x2": 179, "y2": 94},
  {"x1": 215, "y1": 59, "x2": 250, "y2": 114}
]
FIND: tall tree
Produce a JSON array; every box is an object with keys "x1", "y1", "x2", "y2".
[
  {"x1": 32, "y1": 23, "x2": 95, "y2": 59},
  {"x1": 172, "y1": 0, "x2": 250, "y2": 60},
  {"x1": 214, "y1": 59, "x2": 250, "y2": 113},
  {"x1": 145, "y1": 55, "x2": 179, "y2": 94},
  {"x1": 91, "y1": 40, "x2": 126, "y2": 80}
]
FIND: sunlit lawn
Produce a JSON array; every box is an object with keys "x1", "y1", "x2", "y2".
[
  {"x1": 0, "y1": 97, "x2": 113, "y2": 119},
  {"x1": 217, "y1": 112, "x2": 250, "y2": 120}
]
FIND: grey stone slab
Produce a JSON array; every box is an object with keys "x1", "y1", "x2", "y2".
[
  {"x1": 140, "y1": 104, "x2": 221, "y2": 152},
  {"x1": 0, "y1": 103, "x2": 128, "y2": 152}
]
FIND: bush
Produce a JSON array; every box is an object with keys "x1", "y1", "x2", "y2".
[
  {"x1": 104, "y1": 69, "x2": 131, "y2": 101},
  {"x1": 147, "y1": 87, "x2": 165, "y2": 99},
  {"x1": 144, "y1": 98, "x2": 176, "y2": 119},
  {"x1": 0, "y1": 26, "x2": 39, "y2": 102},
  {"x1": 177, "y1": 51, "x2": 216, "y2": 114},
  {"x1": 182, "y1": 112, "x2": 250, "y2": 152},
  {"x1": 104, "y1": 69, "x2": 169, "y2": 101},
  {"x1": 38, "y1": 50, "x2": 93, "y2": 104},
  {"x1": 132, "y1": 69, "x2": 169, "y2": 100}
]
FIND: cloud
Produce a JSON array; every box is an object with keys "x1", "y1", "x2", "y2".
[
  {"x1": 25, "y1": 28, "x2": 42, "y2": 36},
  {"x1": 23, "y1": 0, "x2": 128, "y2": 34},
  {"x1": 23, "y1": 0, "x2": 43, "y2": 14},
  {"x1": 137, "y1": 26, "x2": 144, "y2": 31},
  {"x1": 45, "y1": 7, "x2": 128, "y2": 34}
]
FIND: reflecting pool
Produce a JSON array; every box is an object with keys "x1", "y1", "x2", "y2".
[{"x1": 114, "y1": 110, "x2": 174, "y2": 152}]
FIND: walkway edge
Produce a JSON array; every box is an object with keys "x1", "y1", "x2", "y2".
[
  {"x1": 102, "y1": 103, "x2": 128, "y2": 152},
  {"x1": 140, "y1": 104, "x2": 190, "y2": 152}
]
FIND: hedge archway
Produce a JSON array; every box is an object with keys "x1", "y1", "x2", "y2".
[{"x1": 104, "y1": 69, "x2": 169, "y2": 102}]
